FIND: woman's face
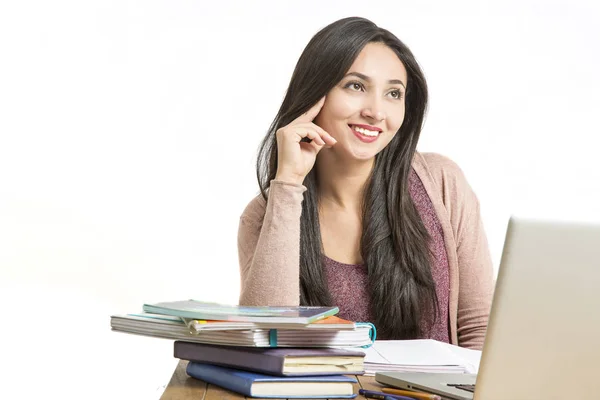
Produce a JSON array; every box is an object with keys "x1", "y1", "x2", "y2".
[{"x1": 314, "y1": 42, "x2": 408, "y2": 161}]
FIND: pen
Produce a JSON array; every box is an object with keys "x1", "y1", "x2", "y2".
[
  {"x1": 382, "y1": 387, "x2": 442, "y2": 400},
  {"x1": 359, "y1": 388, "x2": 417, "y2": 400}
]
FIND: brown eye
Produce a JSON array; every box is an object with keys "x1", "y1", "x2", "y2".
[
  {"x1": 344, "y1": 81, "x2": 364, "y2": 91},
  {"x1": 389, "y1": 89, "x2": 403, "y2": 99}
]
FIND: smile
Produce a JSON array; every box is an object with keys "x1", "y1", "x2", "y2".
[
  {"x1": 349, "y1": 124, "x2": 382, "y2": 143},
  {"x1": 350, "y1": 125, "x2": 380, "y2": 136}
]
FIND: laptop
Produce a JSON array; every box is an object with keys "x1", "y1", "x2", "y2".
[{"x1": 376, "y1": 217, "x2": 600, "y2": 399}]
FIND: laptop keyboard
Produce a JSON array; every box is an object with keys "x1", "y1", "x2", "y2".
[{"x1": 447, "y1": 384, "x2": 476, "y2": 393}]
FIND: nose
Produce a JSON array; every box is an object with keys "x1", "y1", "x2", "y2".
[{"x1": 360, "y1": 94, "x2": 386, "y2": 122}]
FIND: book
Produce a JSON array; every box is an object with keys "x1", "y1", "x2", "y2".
[
  {"x1": 174, "y1": 341, "x2": 366, "y2": 376},
  {"x1": 110, "y1": 313, "x2": 375, "y2": 347},
  {"x1": 185, "y1": 315, "x2": 357, "y2": 331},
  {"x1": 142, "y1": 300, "x2": 338, "y2": 325},
  {"x1": 356, "y1": 339, "x2": 482, "y2": 375},
  {"x1": 185, "y1": 362, "x2": 357, "y2": 398}
]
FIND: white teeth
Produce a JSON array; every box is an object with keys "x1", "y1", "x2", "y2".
[{"x1": 352, "y1": 125, "x2": 379, "y2": 137}]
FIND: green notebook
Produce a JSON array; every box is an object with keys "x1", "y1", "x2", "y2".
[{"x1": 142, "y1": 300, "x2": 339, "y2": 325}]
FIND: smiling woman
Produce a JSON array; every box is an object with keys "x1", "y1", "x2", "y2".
[
  {"x1": 237, "y1": 16, "x2": 494, "y2": 349},
  {"x1": 315, "y1": 43, "x2": 407, "y2": 159}
]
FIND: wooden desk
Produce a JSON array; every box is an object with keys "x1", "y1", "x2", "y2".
[{"x1": 160, "y1": 360, "x2": 385, "y2": 400}]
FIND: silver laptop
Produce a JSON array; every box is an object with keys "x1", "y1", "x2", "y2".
[{"x1": 376, "y1": 217, "x2": 600, "y2": 399}]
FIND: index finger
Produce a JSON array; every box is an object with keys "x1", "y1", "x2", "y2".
[{"x1": 293, "y1": 96, "x2": 326, "y2": 124}]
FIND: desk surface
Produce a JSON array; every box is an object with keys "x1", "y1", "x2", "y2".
[{"x1": 160, "y1": 360, "x2": 384, "y2": 400}]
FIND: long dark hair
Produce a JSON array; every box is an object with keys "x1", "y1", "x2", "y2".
[{"x1": 256, "y1": 17, "x2": 436, "y2": 339}]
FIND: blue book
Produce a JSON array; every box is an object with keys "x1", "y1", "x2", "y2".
[{"x1": 186, "y1": 362, "x2": 357, "y2": 398}]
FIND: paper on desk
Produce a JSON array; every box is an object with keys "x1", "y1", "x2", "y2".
[
  {"x1": 359, "y1": 339, "x2": 482, "y2": 374},
  {"x1": 443, "y1": 343, "x2": 482, "y2": 373}
]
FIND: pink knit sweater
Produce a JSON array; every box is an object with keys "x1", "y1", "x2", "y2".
[
  {"x1": 323, "y1": 168, "x2": 450, "y2": 343},
  {"x1": 238, "y1": 152, "x2": 495, "y2": 350}
]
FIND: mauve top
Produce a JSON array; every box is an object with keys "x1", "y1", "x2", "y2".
[
  {"x1": 322, "y1": 169, "x2": 450, "y2": 343},
  {"x1": 238, "y1": 152, "x2": 495, "y2": 349}
]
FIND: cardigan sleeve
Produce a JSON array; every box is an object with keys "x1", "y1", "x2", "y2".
[
  {"x1": 237, "y1": 181, "x2": 306, "y2": 306},
  {"x1": 420, "y1": 153, "x2": 495, "y2": 349},
  {"x1": 454, "y1": 182, "x2": 494, "y2": 349}
]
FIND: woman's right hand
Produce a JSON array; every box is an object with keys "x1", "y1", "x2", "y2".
[{"x1": 274, "y1": 97, "x2": 338, "y2": 185}]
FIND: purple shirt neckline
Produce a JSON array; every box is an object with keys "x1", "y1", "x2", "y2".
[{"x1": 322, "y1": 168, "x2": 451, "y2": 342}]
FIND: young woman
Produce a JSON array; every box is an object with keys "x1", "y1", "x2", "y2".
[{"x1": 237, "y1": 17, "x2": 494, "y2": 349}]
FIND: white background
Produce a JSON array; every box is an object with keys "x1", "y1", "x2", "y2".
[{"x1": 1, "y1": 0, "x2": 598, "y2": 399}]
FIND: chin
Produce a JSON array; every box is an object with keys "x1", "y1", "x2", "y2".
[{"x1": 349, "y1": 147, "x2": 379, "y2": 161}]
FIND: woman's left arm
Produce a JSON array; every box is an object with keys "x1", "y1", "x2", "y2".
[{"x1": 453, "y1": 168, "x2": 495, "y2": 350}]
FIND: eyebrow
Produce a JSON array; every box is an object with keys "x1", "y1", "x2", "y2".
[{"x1": 345, "y1": 72, "x2": 406, "y2": 89}]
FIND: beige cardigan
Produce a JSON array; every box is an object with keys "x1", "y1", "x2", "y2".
[{"x1": 237, "y1": 152, "x2": 495, "y2": 349}]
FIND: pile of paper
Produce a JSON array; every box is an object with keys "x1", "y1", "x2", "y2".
[{"x1": 355, "y1": 339, "x2": 482, "y2": 375}]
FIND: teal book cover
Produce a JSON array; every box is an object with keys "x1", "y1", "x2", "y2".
[{"x1": 142, "y1": 300, "x2": 339, "y2": 325}]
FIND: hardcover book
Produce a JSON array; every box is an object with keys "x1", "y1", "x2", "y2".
[
  {"x1": 185, "y1": 362, "x2": 357, "y2": 398},
  {"x1": 174, "y1": 341, "x2": 365, "y2": 376}
]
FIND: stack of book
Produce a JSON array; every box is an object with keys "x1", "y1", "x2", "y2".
[
  {"x1": 111, "y1": 300, "x2": 376, "y2": 398},
  {"x1": 111, "y1": 300, "x2": 375, "y2": 348}
]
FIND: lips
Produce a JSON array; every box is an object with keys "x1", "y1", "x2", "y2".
[{"x1": 349, "y1": 124, "x2": 381, "y2": 143}]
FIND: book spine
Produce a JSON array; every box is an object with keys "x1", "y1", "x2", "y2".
[
  {"x1": 269, "y1": 329, "x2": 277, "y2": 346},
  {"x1": 186, "y1": 362, "x2": 254, "y2": 396}
]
